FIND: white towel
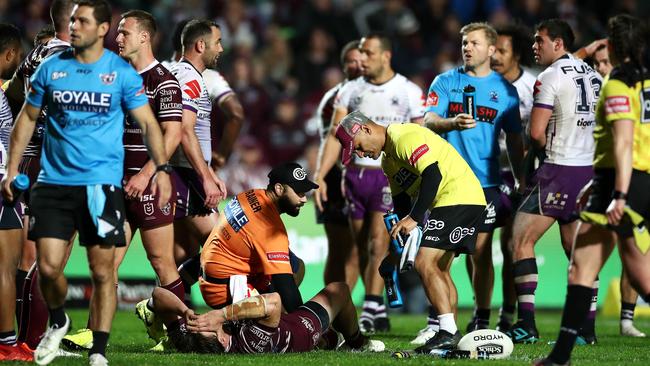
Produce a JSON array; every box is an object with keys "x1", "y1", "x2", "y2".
[{"x1": 399, "y1": 226, "x2": 422, "y2": 273}]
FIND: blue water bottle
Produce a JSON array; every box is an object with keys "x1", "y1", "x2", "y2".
[
  {"x1": 463, "y1": 84, "x2": 476, "y2": 118},
  {"x1": 379, "y1": 258, "x2": 403, "y2": 308},
  {"x1": 4, "y1": 173, "x2": 30, "y2": 206},
  {"x1": 383, "y1": 210, "x2": 404, "y2": 255}
]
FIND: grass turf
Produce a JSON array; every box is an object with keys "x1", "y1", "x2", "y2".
[{"x1": 15, "y1": 309, "x2": 650, "y2": 365}]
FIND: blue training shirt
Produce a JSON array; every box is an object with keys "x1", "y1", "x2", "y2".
[
  {"x1": 27, "y1": 48, "x2": 148, "y2": 186},
  {"x1": 425, "y1": 67, "x2": 521, "y2": 187}
]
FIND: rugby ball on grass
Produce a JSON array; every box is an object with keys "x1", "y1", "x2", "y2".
[{"x1": 458, "y1": 329, "x2": 513, "y2": 359}]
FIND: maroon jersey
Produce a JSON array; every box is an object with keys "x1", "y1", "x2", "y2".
[
  {"x1": 15, "y1": 38, "x2": 69, "y2": 158},
  {"x1": 226, "y1": 307, "x2": 322, "y2": 354},
  {"x1": 123, "y1": 61, "x2": 182, "y2": 174}
]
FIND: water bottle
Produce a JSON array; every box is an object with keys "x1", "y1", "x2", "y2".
[
  {"x1": 379, "y1": 259, "x2": 403, "y2": 308},
  {"x1": 383, "y1": 210, "x2": 404, "y2": 255},
  {"x1": 4, "y1": 173, "x2": 29, "y2": 206},
  {"x1": 463, "y1": 84, "x2": 476, "y2": 118}
]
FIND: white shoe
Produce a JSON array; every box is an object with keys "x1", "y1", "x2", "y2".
[
  {"x1": 89, "y1": 353, "x2": 109, "y2": 366},
  {"x1": 34, "y1": 314, "x2": 71, "y2": 365},
  {"x1": 621, "y1": 323, "x2": 646, "y2": 337},
  {"x1": 55, "y1": 348, "x2": 82, "y2": 358},
  {"x1": 410, "y1": 325, "x2": 437, "y2": 345}
]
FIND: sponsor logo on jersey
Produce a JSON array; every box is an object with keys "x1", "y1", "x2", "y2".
[
  {"x1": 533, "y1": 80, "x2": 542, "y2": 96},
  {"x1": 576, "y1": 118, "x2": 595, "y2": 128},
  {"x1": 99, "y1": 71, "x2": 117, "y2": 85},
  {"x1": 448, "y1": 102, "x2": 498, "y2": 123},
  {"x1": 266, "y1": 252, "x2": 290, "y2": 262},
  {"x1": 183, "y1": 80, "x2": 202, "y2": 99},
  {"x1": 449, "y1": 226, "x2": 475, "y2": 244},
  {"x1": 52, "y1": 90, "x2": 112, "y2": 113},
  {"x1": 426, "y1": 91, "x2": 439, "y2": 107},
  {"x1": 224, "y1": 196, "x2": 249, "y2": 232},
  {"x1": 51, "y1": 71, "x2": 67, "y2": 80},
  {"x1": 604, "y1": 95, "x2": 631, "y2": 114},
  {"x1": 408, "y1": 144, "x2": 429, "y2": 166},
  {"x1": 135, "y1": 85, "x2": 145, "y2": 97},
  {"x1": 391, "y1": 96, "x2": 400, "y2": 106}
]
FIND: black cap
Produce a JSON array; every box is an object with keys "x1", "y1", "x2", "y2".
[{"x1": 268, "y1": 162, "x2": 319, "y2": 193}]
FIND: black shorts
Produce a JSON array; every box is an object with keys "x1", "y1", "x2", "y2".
[
  {"x1": 478, "y1": 187, "x2": 507, "y2": 232},
  {"x1": 28, "y1": 183, "x2": 126, "y2": 246},
  {"x1": 315, "y1": 166, "x2": 347, "y2": 225},
  {"x1": 585, "y1": 168, "x2": 650, "y2": 237},
  {"x1": 420, "y1": 204, "x2": 485, "y2": 255}
]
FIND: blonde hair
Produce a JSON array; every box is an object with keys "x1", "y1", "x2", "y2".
[{"x1": 460, "y1": 22, "x2": 498, "y2": 45}]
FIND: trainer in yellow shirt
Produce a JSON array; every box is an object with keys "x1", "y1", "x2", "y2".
[{"x1": 335, "y1": 110, "x2": 485, "y2": 348}]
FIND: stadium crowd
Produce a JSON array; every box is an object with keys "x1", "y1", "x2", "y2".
[{"x1": 0, "y1": 0, "x2": 649, "y2": 365}]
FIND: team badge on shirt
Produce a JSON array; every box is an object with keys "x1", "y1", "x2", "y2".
[
  {"x1": 99, "y1": 72, "x2": 117, "y2": 85},
  {"x1": 426, "y1": 91, "x2": 439, "y2": 107}
]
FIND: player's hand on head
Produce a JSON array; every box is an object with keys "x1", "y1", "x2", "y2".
[
  {"x1": 124, "y1": 171, "x2": 150, "y2": 200},
  {"x1": 151, "y1": 172, "x2": 172, "y2": 210},
  {"x1": 453, "y1": 113, "x2": 476, "y2": 130}
]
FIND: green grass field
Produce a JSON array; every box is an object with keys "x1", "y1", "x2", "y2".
[{"x1": 13, "y1": 309, "x2": 650, "y2": 365}]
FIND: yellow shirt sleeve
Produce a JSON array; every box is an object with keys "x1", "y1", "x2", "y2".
[{"x1": 602, "y1": 78, "x2": 636, "y2": 124}]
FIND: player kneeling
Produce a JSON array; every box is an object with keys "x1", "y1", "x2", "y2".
[{"x1": 152, "y1": 282, "x2": 385, "y2": 354}]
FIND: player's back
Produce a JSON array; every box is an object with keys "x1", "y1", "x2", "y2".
[{"x1": 534, "y1": 54, "x2": 601, "y2": 166}]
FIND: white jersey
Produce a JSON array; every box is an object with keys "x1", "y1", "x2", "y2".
[
  {"x1": 533, "y1": 53, "x2": 601, "y2": 166},
  {"x1": 334, "y1": 74, "x2": 425, "y2": 166},
  {"x1": 0, "y1": 90, "x2": 12, "y2": 174},
  {"x1": 162, "y1": 60, "x2": 233, "y2": 104},
  {"x1": 170, "y1": 60, "x2": 212, "y2": 167},
  {"x1": 513, "y1": 69, "x2": 536, "y2": 131}
]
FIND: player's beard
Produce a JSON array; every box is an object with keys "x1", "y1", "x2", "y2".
[{"x1": 278, "y1": 195, "x2": 301, "y2": 217}]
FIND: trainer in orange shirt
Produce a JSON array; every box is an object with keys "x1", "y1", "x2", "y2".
[{"x1": 200, "y1": 162, "x2": 318, "y2": 311}]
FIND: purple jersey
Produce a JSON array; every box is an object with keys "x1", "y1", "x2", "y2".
[{"x1": 123, "y1": 61, "x2": 182, "y2": 174}]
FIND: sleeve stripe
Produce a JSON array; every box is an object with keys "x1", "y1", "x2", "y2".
[
  {"x1": 533, "y1": 102, "x2": 553, "y2": 110},
  {"x1": 182, "y1": 105, "x2": 198, "y2": 113}
]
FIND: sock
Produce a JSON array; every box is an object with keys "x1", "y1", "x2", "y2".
[
  {"x1": 89, "y1": 331, "x2": 109, "y2": 356},
  {"x1": 360, "y1": 295, "x2": 382, "y2": 324},
  {"x1": 374, "y1": 300, "x2": 387, "y2": 319},
  {"x1": 48, "y1": 306, "x2": 66, "y2": 328},
  {"x1": 475, "y1": 308, "x2": 490, "y2": 328},
  {"x1": 345, "y1": 329, "x2": 366, "y2": 349},
  {"x1": 438, "y1": 313, "x2": 457, "y2": 334},
  {"x1": 621, "y1": 301, "x2": 636, "y2": 326},
  {"x1": 18, "y1": 266, "x2": 48, "y2": 349},
  {"x1": 513, "y1": 258, "x2": 538, "y2": 328},
  {"x1": 0, "y1": 330, "x2": 17, "y2": 346},
  {"x1": 548, "y1": 285, "x2": 592, "y2": 364},
  {"x1": 15, "y1": 269, "x2": 28, "y2": 322},
  {"x1": 499, "y1": 304, "x2": 515, "y2": 324},
  {"x1": 580, "y1": 278, "x2": 598, "y2": 337},
  {"x1": 161, "y1": 277, "x2": 185, "y2": 303},
  {"x1": 178, "y1": 254, "x2": 200, "y2": 307},
  {"x1": 427, "y1": 306, "x2": 440, "y2": 331}
]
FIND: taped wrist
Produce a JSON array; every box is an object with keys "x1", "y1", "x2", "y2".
[{"x1": 222, "y1": 295, "x2": 267, "y2": 321}]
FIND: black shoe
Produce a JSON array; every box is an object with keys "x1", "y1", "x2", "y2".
[
  {"x1": 359, "y1": 318, "x2": 375, "y2": 335},
  {"x1": 496, "y1": 319, "x2": 512, "y2": 333},
  {"x1": 414, "y1": 330, "x2": 461, "y2": 354},
  {"x1": 374, "y1": 317, "x2": 391, "y2": 332},
  {"x1": 507, "y1": 321, "x2": 539, "y2": 344},
  {"x1": 466, "y1": 316, "x2": 478, "y2": 333}
]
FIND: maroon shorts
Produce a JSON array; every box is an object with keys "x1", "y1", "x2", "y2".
[
  {"x1": 343, "y1": 166, "x2": 393, "y2": 220},
  {"x1": 124, "y1": 174, "x2": 176, "y2": 230}
]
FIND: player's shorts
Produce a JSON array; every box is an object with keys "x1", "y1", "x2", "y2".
[
  {"x1": 343, "y1": 165, "x2": 393, "y2": 220},
  {"x1": 496, "y1": 170, "x2": 517, "y2": 226},
  {"x1": 124, "y1": 173, "x2": 176, "y2": 230},
  {"x1": 420, "y1": 204, "x2": 485, "y2": 255},
  {"x1": 478, "y1": 186, "x2": 508, "y2": 232},
  {"x1": 230, "y1": 301, "x2": 328, "y2": 354},
  {"x1": 315, "y1": 165, "x2": 347, "y2": 225},
  {"x1": 27, "y1": 183, "x2": 126, "y2": 246},
  {"x1": 0, "y1": 173, "x2": 26, "y2": 230},
  {"x1": 518, "y1": 163, "x2": 593, "y2": 224},
  {"x1": 18, "y1": 156, "x2": 40, "y2": 208},
  {"x1": 173, "y1": 167, "x2": 214, "y2": 219},
  {"x1": 584, "y1": 168, "x2": 650, "y2": 236}
]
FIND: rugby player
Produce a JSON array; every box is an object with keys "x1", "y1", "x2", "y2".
[
  {"x1": 509, "y1": 19, "x2": 601, "y2": 344},
  {"x1": 315, "y1": 33, "x2": 425, "y2": 333}
]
